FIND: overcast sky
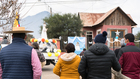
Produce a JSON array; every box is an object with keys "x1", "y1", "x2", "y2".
[{"x1": 19, "y1": 0, "x2": 140, "y2": 26}]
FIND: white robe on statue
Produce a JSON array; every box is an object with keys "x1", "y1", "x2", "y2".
[
  {"x1": 41, "y1": 23, "x2": 48, "y2": 39},
  {"x1": 75, "y1": 42, "x2": 80, "y2": 50}
]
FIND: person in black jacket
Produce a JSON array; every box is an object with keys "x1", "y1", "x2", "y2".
[
  {"x1": 114, "y1": 38, "x2": 126, "y2": 57},
  {"x1": 114, "y1": 45, "x2": 125, "y2": 57},
  {"x1": 78, "y1": 31, "x2": 121, "y2": 79}
]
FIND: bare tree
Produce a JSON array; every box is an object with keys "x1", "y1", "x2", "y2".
[
  {"x1": 0, "y1": 0, "x2": 24, "y2": 32},
  {"x1": 0, "y1": 0, "x2": 25, "y2": 43}
]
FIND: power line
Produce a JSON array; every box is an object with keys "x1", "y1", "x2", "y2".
[
  {"x1": 19, "y1": 1, "x2": 27, "y2": 12},
  {"x1": 102, "y1": 0, "x2": 127, "y2": 5},
  {"x1": 19, "y1": 0, "x2": 128, "y2": 18},
  {"x1": 81, "y1": 1, "x2": 97, "y2": 12},
  {"x1": 20, "y1": 0, "x2": 102, "y2": 4},
  {"x1": 20, "y1": 2, "x2": 37, "y2": 18},
  {"x1": 52, "y1": 2, "x2": 89, "y2": 9}
]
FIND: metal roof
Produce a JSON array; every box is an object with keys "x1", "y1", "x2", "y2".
[{"x1": 79, "y1": 12, "x2": 104, "y2": 27}]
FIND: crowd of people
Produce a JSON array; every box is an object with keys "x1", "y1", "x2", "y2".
[
  {"x1": 53, "y1": 31, "x2": 140, "y2": 79},
  {"x1": 0, "y1": 26, "x2": 140, "y2": 79}
]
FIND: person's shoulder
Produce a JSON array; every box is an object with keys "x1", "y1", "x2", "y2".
[
  {"x1": 58, "y1": 57, "x2": 63, "y2": 62},
  {"x1": 131, "y1": 46, "x2": 140, "y2": 52},
  {"x1": 34, "y1": 49, "x2": 40, "y2": 52},
  {"x1": 120, "y1": 45, "x2": 135, "y2": 52},
  {"x1": 114, "y1": 48, "x2": 120, "y2": 51},
  {"x1": 76, "y1": 55, "x2": 81, "y2": 59},
  {"x1": 107, "y1": 49, "x2": 114, "y2": 53},
  {"x1": 106, "y1": 49, "x2": 116, "y2": 56},
  {"x1": 1, "y1": 43, "x2": 11, "y2": 50},
  {"x1": 24, "y1": 44, "x2": 33, "y2": 49},
  {"x1": 83, "y1": 50, "x2": 90, "y2": 55},
  {"x1": 133, "y1": 46, "x2": 140, "y2": 49}
]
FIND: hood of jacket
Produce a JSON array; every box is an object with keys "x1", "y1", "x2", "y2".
[
  {"x1": 88, "y1": 43, "x2": 109, "y2": 55},
  {"x1": 60, "y1": 52, "x2": 77, "y2": 61}
]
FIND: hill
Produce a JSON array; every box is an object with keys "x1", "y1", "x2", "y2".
[{"x1": 20, "y1": 11, "x2": 50, "y2": 38}]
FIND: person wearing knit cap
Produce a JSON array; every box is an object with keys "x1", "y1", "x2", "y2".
[
  {"x1": 78, "y1": 31, "x2": 121, "y2": 79},
  {"x1": 94, "y1": 31, "x2": 107, "y2": 43}
]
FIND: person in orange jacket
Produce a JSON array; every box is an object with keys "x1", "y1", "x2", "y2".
[{"x1": 53, "y1": 43, "x2": 81, "y2": 79}]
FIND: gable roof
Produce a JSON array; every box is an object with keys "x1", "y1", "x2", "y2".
[
  {"x1": 79, "y1": 13, "x2": 104, "y2": 27},
  {"x1": 79, "y1": 7, "x2": 137, "y2": 27}
]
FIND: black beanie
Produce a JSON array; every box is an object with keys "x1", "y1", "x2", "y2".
[{"x1": 94, "y1": 31, "x2": 108, "y2": 44}]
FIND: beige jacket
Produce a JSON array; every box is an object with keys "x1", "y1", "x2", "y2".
[
  {"x1": 111, "y1": 68, "x2": 131, "y2": 79},
  {"x1": 41, "y1": 61, "x2": 46, "y2": 68}
]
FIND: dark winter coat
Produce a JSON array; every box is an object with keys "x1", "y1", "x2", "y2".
[
  {"x1": 114, "y1": 45, "x2": 125, "y2": 57},
  {"x1": 117, "y1": 42, "x2": 140, "y2": 79},
  {"x1": 78, "y1": 43, "x2": 121, "y2": 79}
]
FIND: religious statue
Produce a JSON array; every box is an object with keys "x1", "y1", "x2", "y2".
[
  {"x1": 75, "y1": 42, "x2": 80, "y2": 50},
  {"x1": 41, "y1": 22, "x2": 48, "y2": 39}
]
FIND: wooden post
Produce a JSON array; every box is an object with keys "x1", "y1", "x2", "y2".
[{"x1": 113, "y1": 37, "x2": 115, "y2": 51}]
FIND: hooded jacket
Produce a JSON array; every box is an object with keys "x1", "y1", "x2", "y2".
[
  {"x1": 53, "y1": 52, "x2": 81, "y2": 79},
  {"x1": 78, "y1": 43, "x2": 121, "y2": 79}
]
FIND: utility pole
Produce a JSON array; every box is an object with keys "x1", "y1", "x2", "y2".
[{"x1": 50, "y1": 7, "x2": 52, "y2": 16}]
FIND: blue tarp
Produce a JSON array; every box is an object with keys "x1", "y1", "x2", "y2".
[
  {"x1": 75, "y1": 50, "x2": 82, "y2": 55},
  {"x1": 68, "y1": 37, "x2": 85, "y2": 54}
]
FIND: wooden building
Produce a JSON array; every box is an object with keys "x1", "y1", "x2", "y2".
[{"x1": 79, "y1": 7, "x2": 137, "y2": 49}]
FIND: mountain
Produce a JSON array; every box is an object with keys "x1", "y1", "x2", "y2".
[{"x1": 20, "y1": 11, "x2": 50, "y2": 38}]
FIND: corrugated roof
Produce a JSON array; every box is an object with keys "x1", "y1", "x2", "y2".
[
  {"x1": 79, "y1": 12, "x2": 104, "y2": 26},
  {"x1": 79, "y1": 7, "x2": 137, "y2": 27}
]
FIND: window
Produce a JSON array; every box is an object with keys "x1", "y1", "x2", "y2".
[
  {"x1": 119, "y1": 31, "x2": 124, "y2": 38},
  {"x1": 96, "y1": 29, "x2": 101, "y2": 35},
  {"x1": 111, "y1": 30, "x2": 124, "y2": 38},
  {"x1": 111, "y1": 31, "x2": 116, "y2": 38}
]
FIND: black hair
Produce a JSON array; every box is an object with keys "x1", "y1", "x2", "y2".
[
  {"x1": 121, "y1": 45, "x2": 125, "y2": 48},
  {"x1": 83, "y1": 48, "x2": 86, "y2": 51},
  {"x1": 31, "y1": 42, "x2": 39, "y2": 49},
  {"x1": 124, "y1": 33, "x2": 135, "y2": 42},
  {"x1": 12, "y1": 33, "x2": 26, "y2": 39},
  {"x1": 65, "y1": 43, "x2": 75, "y2": 53}
]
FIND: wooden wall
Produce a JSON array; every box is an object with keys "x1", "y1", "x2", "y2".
[{"x1": 103, "y1": 9, "x2": 131, "y2": 26}]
